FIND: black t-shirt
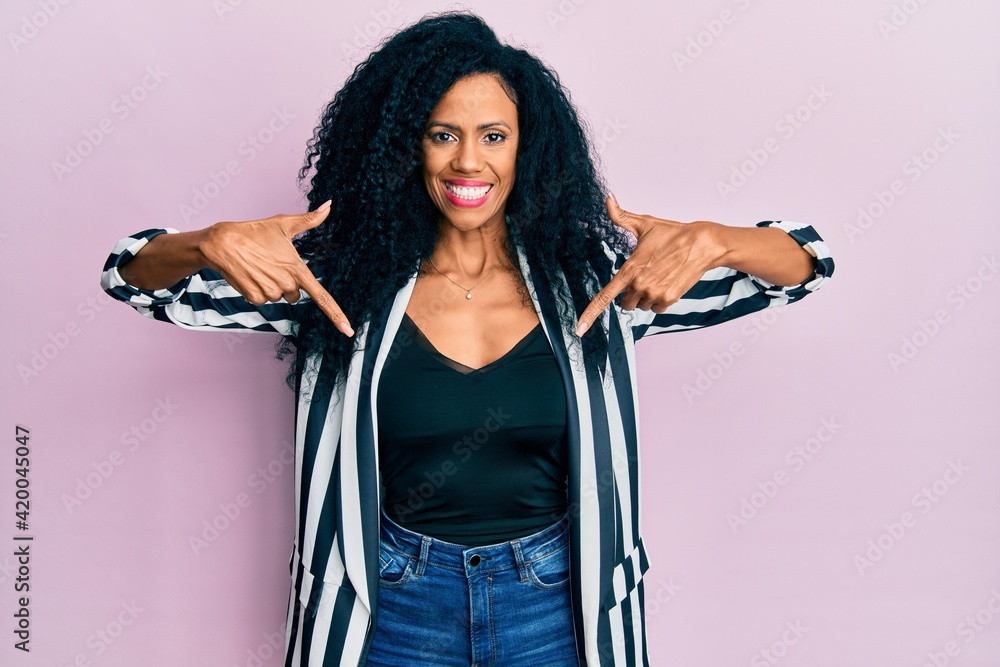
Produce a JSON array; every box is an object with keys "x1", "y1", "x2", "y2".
[{"x1": 376, "y1": 312, "x2": 569, "y2": 546}]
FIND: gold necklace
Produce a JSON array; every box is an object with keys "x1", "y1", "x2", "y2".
[{"x1": 427, "y1": 258, "x2": 500, "y2": 299}]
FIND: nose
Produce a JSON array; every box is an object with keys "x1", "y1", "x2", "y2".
[{"x1": 451, "y1": 137, "x2": 484, "y2": 173}]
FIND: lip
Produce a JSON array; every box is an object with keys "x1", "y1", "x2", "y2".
[{"x1": 442, "y1": 179, "x2": 493, "y2": 208}]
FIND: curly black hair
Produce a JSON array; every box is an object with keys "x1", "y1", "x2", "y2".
[{"x1": 276, "y1": 10, "x2": 634, "y2": 401}]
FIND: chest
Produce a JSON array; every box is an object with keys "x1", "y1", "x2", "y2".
[{"x1": 403, "y1": 265, "x2": 541, "y2": 371}]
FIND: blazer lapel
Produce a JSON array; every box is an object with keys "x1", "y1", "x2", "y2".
[
  {"x1": 510, "y1": 228, "x2": 612, "y2": 663},
  {"x1": 338, "y1": 260, "x2": 421, "y2": 622}
]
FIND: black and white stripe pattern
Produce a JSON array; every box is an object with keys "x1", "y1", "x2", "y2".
[
  {"x1": 101, "y1": 219, "x2": 832, "y2": 666},
  {"x1": 100, "y1": 228, "x2": 302, "y2": 335}
]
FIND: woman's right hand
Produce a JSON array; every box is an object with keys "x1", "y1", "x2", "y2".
[{"x1": 200, "y1": 200, "x2": 354, "y2": 336}]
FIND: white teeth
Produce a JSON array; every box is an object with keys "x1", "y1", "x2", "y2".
[{"x1": 445, "y1": 182, "x2": 491, "y2": 199}]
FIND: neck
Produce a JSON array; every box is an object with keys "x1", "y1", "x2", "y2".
[{"x1": 430, "y1": 212, "x2": 512, "y2": 277}]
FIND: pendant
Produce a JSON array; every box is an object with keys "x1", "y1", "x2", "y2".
[{"x1": 466, "y1": 293, "x2": 472, "y2": 299}]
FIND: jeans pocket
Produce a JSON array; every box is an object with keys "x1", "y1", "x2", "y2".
[
  {"x1": 526, "y1": 541, "x2": 571, "y2": 590},
  {"x1": 378, "y1": 541, "x2": 415, "y2": 589}
]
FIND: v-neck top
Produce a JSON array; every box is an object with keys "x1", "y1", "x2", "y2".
[{"x1": 375, "y1": 312, "x2": 569, "y2": 546}]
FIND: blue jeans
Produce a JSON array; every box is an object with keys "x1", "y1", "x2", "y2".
[{"x1": 364, "y1": 507, "x2": 582, "y2": 666}]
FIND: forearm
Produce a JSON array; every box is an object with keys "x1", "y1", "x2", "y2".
[
  {"x1": 706, "y1": 222, "x2": 816, "y2": 287},
  {"x1": 118, "y1": 227, "x2": 213, "y2": 291}
]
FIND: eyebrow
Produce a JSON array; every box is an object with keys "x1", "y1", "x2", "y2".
[{"x1": 425, "y1": 120, "x2": 512, "y2": 132}]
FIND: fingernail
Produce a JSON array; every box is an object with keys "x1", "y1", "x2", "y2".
[
  {"x1": 609, "y1": 191, "x2": 619, "y2": 207},
  {"x1": 576, "y1": 320, "x2": 590, "y2": 337},
  {"x1": 320, "y1": 199, "x2": 331, "y2": 209},
  {"x1": 340, "y1": 320, "x2": 354, "y2": 336}
]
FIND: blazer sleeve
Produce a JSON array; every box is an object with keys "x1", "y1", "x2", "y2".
[
  {"x1": 606, "y1": 220, "x2": 834, "y2": 342},
  {"x1": 100, "y1": 227, "x2": 310, "y2": 338}
]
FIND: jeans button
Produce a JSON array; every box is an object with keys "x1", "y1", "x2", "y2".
[{"x1": 469, "y1": 554, "x2": 481, "y2": 566}]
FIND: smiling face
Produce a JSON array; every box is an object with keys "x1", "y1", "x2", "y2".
[{"x1": 421, "y1": 72, "x2": 519, "y2": 234}]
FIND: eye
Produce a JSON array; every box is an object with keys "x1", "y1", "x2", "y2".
[
  {"x1": 428, "y1": 131, "x2": 455, "y2": 143},
  {"x1": 484, "y1": 131, "x2": 507, "y2": 144}
]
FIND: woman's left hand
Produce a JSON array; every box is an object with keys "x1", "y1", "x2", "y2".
[{"x1": 575, "y1": 193, "x2": 722, "y2": 337}]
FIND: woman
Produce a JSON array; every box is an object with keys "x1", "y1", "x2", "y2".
[{"x1": 100, "y1": 10, "x2": 833, "y2": 667}]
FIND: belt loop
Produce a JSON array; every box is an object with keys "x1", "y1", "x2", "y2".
[
  {"x1": 415, "y1": 536, "x2": 431, "y2": 577},
  {"x1": 510, "y1": 538, "x2": 530, "y2": 582}
]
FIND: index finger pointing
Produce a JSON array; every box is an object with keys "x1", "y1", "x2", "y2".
[
  {"x1": 575, "y1": 271, "x2": 630, "y2": 337},
  {"x1": 297, "y1": 267, "x2": 354, "y2": 336}
]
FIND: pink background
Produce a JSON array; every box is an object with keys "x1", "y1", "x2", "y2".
[{"x1": 3, "y1": 1, "x2": 999, "y2": 665}]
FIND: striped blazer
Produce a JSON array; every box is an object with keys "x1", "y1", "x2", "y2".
[{"x1": 101, "y1": 218, "x2": 833, "y2": 666}]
